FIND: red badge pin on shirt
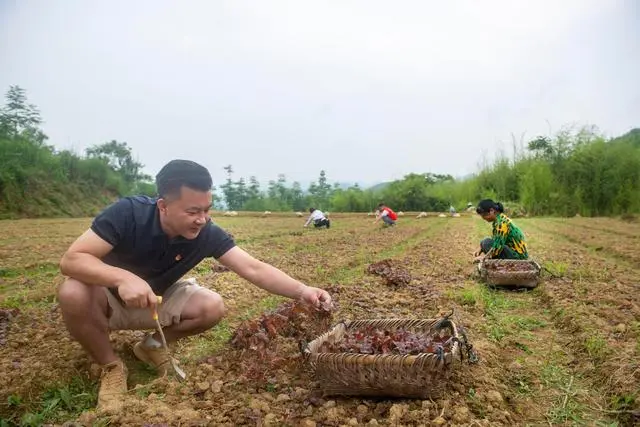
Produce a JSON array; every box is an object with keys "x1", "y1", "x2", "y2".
[{"x1": 175, "y1": 254, "x2": 182, "y2": 261}]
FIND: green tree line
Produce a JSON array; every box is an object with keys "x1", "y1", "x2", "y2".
[
  {"x1": 0, "y1": 86, "x2": 154, "y2": 218},
  {"x1": 428, "y1": 126, "x2": 640, "y2": 216},
  {"x1": 218, "y1": 166, "x2": 382, "y2": 213},
  {"x1": 218, "y1": 168, "x2": 458, "y2": 213},
  {"x1": 1, "y1": 85, "x2": 638, "y2": 218},
  {"x1": 219, "y1": 127, "x2": 640, "y2": 216}
]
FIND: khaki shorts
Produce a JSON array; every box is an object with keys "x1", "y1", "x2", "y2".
[{"x1": 105, "y1": 278, "x2": 212, "y2": 331}]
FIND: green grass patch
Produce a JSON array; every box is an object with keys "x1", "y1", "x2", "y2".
[
  {"x1": 513, "y1": 341, "x2": 533, "y2": 354},
  {"x1": 503, "y1": 315, "x2": 547, "y2": 331},
  {"x1": 186, "y1": 320, "x2": 234, "y2": 362},
  {"x1": 584, "y1": 333, "x2": 610, "y2": 361},
  {"x1": 1, "y1": 376, "x2": 97, "y2": 426},
  {"x1": 449, "y1": 284, "x2": 543, "y2": 343},
  {"x1": 509, "y1": 370, "x2": 534, "y2": 395},
  {"x1": 539, "y1": 360, "x2": 586, "y2": 424},
  {"x1": 192, "y1": 262, "x2": 213, "y2": 274},
  {"x1": 1, "y1": 291, "x2": 53, "y2": 309},
  {"x1": 544, "y1": 260, "x2": 568, "y2": 277},
  {"x1": 449, "y1": 287, "x2": 478, "y2": 306},
  {"x1": 0, "y1": 263, "x2": 60, "y2": 279},
  {"x1": 447, "y1": 283, "x2": 524, "y2": 314},
  {"x1": 487, "y1": 324, "x2": 507, "y2": 342}
]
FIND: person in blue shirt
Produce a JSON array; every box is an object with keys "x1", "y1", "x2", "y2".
[{"x1": 57, "y1": 159, "x2": 332, "y2": 411}]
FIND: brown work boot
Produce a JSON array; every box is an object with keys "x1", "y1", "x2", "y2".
[
  {"x1": 133, "y1": 340, "x2": 179, "y2": 376},
  {"x1": 97, "y1": 360, "x2": 127, "y2": 412}
]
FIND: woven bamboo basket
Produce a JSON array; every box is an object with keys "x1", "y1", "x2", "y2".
[
  {"x1": 303, "y1": 317, "x2": 467, "y2": 399},
  {"x1": 477, "y1": 259, "x2": 541, "y2": 288}
]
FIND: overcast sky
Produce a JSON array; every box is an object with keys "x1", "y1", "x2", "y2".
[{"x1": 1, "y1": 0, "x2": 639, "y2": 187}]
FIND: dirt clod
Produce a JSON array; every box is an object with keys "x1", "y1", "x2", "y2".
[
  {"x1": 486, "y1": 390, "x2": 503, "y2": 406},
  {"x1": 211, "y1": 380, "x2": 223, "y2": 393},
  {"x1": 249, "y1": 398, "x2": 270, "y2": 412},
  {"x1": 276, "y1": 393, "x2": 290, "y2": 402},
  {"x1": 212, "y1": 263, "x2": 230, "y2": 273},
  {"x1": 324, "y1": 400, "x2": 337, "y2": 408},
  {"x1": 264, "y1": 412, "x2": 277, "y2": 425},
  {"x1": 432, "y1": 416, "x2": 447, "y2": 425},
  {"x1": 325, "y1": 407, "x2": 344, "y2": 423},
  {"x1": 0, "y1": 309, "x2": 19, "y2": 346},
  {"x1": 388, "y1": 403, "x2": 409, "y2": 423},
  {"x1": 452, "y1": 406, "x2": 470, "y2": 423},
  {"x1": 614, "y1": 323, "x2": 627, "y2": 333}
]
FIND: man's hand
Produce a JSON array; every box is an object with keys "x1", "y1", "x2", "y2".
[
  {"x1": 117, "y1": 277, "x2": 158, "y2": 309},
  {"x1": 473, "y1": 248, "x2": 482, "y2": 257},
  {"x1": 473, "y1": 255, "x2": 485, "y2": 264},
  {"x1": 298, "y1": 285, "x2": 333, "y2": 310}
]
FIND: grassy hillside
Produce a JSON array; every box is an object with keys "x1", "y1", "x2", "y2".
[
  {"x1": 0, "y1": 86, "x2": 153, "y2": 219},
  {"x1": 0, "y1": 176, "x2": 118, "y2": 219}
]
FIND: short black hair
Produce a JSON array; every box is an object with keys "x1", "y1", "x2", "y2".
[
  {"x1": 476, "y1": 199, "x2": 504, "y2": 214},
  {"x1": 155, "y1": 159, "x2": 212, "y2": 198},
  {"x1": 377, "y1": 202, "x2": 385, "y2": 208},
  {"x1": 309, "y1": 207, "x2": 316, "y2": 213}
]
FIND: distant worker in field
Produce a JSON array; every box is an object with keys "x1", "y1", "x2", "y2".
[
  {"x1": 474, "y1": 199, "x2": 528, "y2": 262},
  {"x1": 57, "y1": 159, "x2": 332, "y2": 412},
  {"x1": 303, "y1": 207, "x2": 331, "y2": 229},
  {"x1": 374, "y1": 202, "x2": 398, "y2": 227}
]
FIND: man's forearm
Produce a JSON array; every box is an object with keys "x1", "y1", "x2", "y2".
[
  {"x1": 241, "y1": 261, "x2": 307, "y2": 299},
  {"x1": 60, "y1": 252, "x2": 135, "y2": 288}
]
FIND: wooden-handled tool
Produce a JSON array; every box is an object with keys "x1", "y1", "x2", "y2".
[{"x1": 153, "y1": 296, "x2": 187, "y2": 381}]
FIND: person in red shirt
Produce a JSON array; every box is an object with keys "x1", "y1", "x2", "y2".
[{"x1": 374, "y1": 202, "x2": 398, "y2": 226}]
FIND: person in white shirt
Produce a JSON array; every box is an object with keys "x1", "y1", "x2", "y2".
[{"x1": 303, "y1": 208, "x2": 331, "y2": 229}]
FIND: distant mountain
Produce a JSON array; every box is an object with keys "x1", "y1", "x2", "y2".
[
  {"x1": 610, "y1": 128, "x2": 640, "y2": 146},
  {"x1": 367, "y1": 182, "x2": 391, "y2": 192}
]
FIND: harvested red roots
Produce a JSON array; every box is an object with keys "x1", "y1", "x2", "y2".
[
  {"x1": 485, "y1": 263, "x2": 536, "y2": 272},
  {"x1": 366, "y1": 259, "x2": 412, "y2": 286},
  {"x1": 0, "y1": 309, "x2": 19, "y2": 347},
  {"x1": 230, "y1": 300, "x2": 333, "y2": 351},
  {"x1": 319, "y1": 327, "x2": 453, "y2": 356}
]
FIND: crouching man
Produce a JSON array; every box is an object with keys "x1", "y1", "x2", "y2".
[{"x1": 57, "y1": 159, "x2": 332, "y2": 411}]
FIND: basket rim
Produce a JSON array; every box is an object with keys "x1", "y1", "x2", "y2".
[
  {"x1": 480, "y1": 258, "x2": 541, "y2": 269},
  {"x1": 303, "y1": 317, "x2": 461, "y2": 363}
]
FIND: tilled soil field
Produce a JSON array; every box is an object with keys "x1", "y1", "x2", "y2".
[{"x1": 0, "y1": 215, "x2": 638, "y2": 426}]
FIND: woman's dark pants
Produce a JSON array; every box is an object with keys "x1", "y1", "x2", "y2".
[{"x1": 480, "y1": 238, "x2": 519, "y2": 259}]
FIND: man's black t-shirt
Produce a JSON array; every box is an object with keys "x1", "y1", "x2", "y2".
[{"x1": 90, "y1": 195, "x2": 235, "y2": 296}]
